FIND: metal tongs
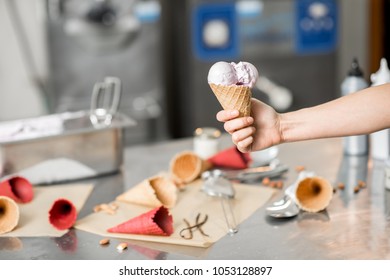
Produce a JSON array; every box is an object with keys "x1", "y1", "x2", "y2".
[
  {"x1": 201, "y1": 170, "x2": 238, "y2": 235},
  {"x1": 90, "y1": 76, "x2": 121, "y2": 126}
]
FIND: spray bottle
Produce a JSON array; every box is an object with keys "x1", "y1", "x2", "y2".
[
  {"x1": 341, "y1": 58, "x2": 368, "y2": 155},
  {"x1": 370, "y1": 58, "x2": 390, "y2": 160}
]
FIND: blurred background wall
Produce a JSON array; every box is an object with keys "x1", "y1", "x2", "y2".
[{"x1": 0, "y1": 0, "x2": 388, "y2": 144}]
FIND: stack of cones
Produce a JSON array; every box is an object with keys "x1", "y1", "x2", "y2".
[
  {"x1": 116, "y1": 174, "x2": 177, "y2": 208},
  {"x1": 295, "y1": 177, "x2": 333, "y2": 213},
  {"x1": 170, "y1": 151, "x2": 212, "y2": 185},
  {"x1": 0, "y1": 196, "x2": 20, "y2": 234},
  {"x1": 209, "y1": 84, "x2": 252, "y2": 117},
  {"x1": 108, "y1": 206, "x2": 173, "y2": 236}
]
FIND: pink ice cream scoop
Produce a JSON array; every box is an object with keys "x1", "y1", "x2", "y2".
[{"x1": 207, "y1": 61, "x2": 259, "y2": 88}]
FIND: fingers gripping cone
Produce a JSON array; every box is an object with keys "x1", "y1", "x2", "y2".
[
  {"x1": 107, "y1": 206, "x2": 173, "y2": 236},
  {"x1": 0, "y1": 196, "x2": 20, "y2": 234},
  {"x1": 116, "y1": 175, "x2": 177, "y2": 208},
  {"x1": 209, "y1": 84, "x2": 252, "y2": 117},
  {"x1": 295, "y1": 177, "x2": 333, "y2": 213}
]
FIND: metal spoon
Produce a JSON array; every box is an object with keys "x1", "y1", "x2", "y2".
[
  {"x1": 201, "y1": 170, "x2": 238, "y2": 235},
  {"x1": 265, "y1": 171, "x2": 315, "y2": 218}
]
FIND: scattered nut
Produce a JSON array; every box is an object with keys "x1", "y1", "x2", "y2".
[
  {"x1": 99, "y1": 238, "x2": 110, "y2": 246},
  {"x1": 353, "y1": 186, "x2": 360, "y2": 193},
  {"x1": 295, "y1": 165, "x2": 305, "y2": 172},
  {"x1": 276, "y1": 180, "x2": 283, "y2": 189},
  {"x1": 93, "y1": 203, "x2": 118, "y2": 215},
  {"x1": 262, "y1": 177, "x2": 270, "y2": 186},
  {"x1": 337, "y1": 182, "x2": 345, "y2": 190},
  {"x1": 358, "y1": 180, "x2": 366, "y2": 188},
  {"x1": 116, "y1": 242, "x2": 128, "y2": 252}
]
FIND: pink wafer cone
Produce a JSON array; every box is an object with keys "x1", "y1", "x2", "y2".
[
  {"x1": 48, "y1": 198, "x2": 77, "y2": 230},
  {"x1": 0, "y1": 176, "x2": 34, "y2": 203},
  {"x1": 207, "y1": 146, "x2": 251, "y2": 169},
  {"x1": 107, "y1": 206, "x2": 173, "y2": 236}
]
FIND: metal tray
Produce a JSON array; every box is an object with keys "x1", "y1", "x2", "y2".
[{"x1": 0, "y1": 110, "x2": 136, "y2": 184}]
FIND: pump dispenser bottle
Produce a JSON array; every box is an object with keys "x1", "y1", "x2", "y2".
[
  {"x1": 341, "y1": 58, "x2": 368, "y2": 155},
  {"x1": 370, "y1": 58, "x2": 390, "y2": 160}
]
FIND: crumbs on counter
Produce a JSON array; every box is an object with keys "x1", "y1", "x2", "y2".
[
  {"x1": 262, "y1": 177, "x2": 284, "y2": 189},
  {"x1": 93, "y1": 202, "x2": 119, "y2": 215},
  {"x1": 116, "y1": 242, "x2": 128, "y2": 252},
  {"x1": 99, "y1": 238, "x2": 110, "y2": 246},
  {"x1": 336, "y1": 180, "x2": 367, "y2": 194}
]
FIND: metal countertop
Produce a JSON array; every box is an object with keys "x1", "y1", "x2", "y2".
[{"x1": 1, "y1": 135, "x2": 390, "y2": 260}]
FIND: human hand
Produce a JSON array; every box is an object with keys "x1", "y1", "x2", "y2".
[{"x1": 216, "y1": 98, "x2": 283, "y2": 153}]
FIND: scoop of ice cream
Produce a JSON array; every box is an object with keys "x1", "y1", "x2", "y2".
[
  {"x1": 207, "y1": 61, "x2": 238, "y2": 86},
  {"x1": 208, "y1": 61, "x2": 258, "y2": 88}
]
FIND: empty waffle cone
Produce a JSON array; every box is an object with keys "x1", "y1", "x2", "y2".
[
  {"x1": 48, "y1": 198, "x2": 78, "y2": 230},
  {"x1": 0, "y1": 176, "x2": 34, "y2": 203},
  {"x1": 0, "y1": 196, "x2": 20, "y2": 234},
  {"x1": 116, "y1": 175, "x2": 177, "y2": 208},
  {"x1": 107, "y1": 206, "x2": 173, "y2": 236},
  {"x1": 295, "y1": 176, "x2": 333, "y2": 213},
  {"x1": 170, "y1": 151, "x2": 212, "y2": 184},
  {"x1": 209, "y1": 83, "x2": 252, "y2": 117}
]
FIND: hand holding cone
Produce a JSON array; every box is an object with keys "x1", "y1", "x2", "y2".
[{"x1": 107, "y1": 206, "x2": 173, "y2": 236}]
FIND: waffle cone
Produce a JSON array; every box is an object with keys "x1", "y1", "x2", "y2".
[
  {"x1": 48, "y1": 198, "x2": 78, "y2": 230},
  {"x1": 209, "y1": 83, "x2": 252, "y2": 117},
  {"x1": 0, "y1": 196, "x2": 20, "y2": 234},
  {"x1": 0, "y1": 176, "x2": 34, "y2": 203},
  {"x1": 116, "y1": 175, "x2": 177, "y2": 208},
  {"x1": 107, "y1": 206, "x2": 173, "y2": 236},
  {"x1": 295, "y1": 177, "x2": 333, "y2": 213},
  {"x1": 170, "y1": 151, "x2": 212, "y2": 184}
]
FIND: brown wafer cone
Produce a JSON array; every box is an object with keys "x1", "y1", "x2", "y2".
[
  {"x1": 170, "y1": 151, "x2": 212, "y2": 185},
  {"x1": 116, "y1": 175, "x2": 177, "y2": 208},
  {"x1": 209, "y1": 83, "x2": 252, "y2": 117},
  {"x1": 107, "y1": 206, "x2": 173, "y2": 236},
  {"x1": 295, "y1": 177, "x2": 333, "y2": 213},
  {"x1": 0, "y1": 196, "x2": 20, "y2": 234}
]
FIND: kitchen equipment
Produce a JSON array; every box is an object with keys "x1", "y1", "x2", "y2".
[
  {"x1": 201, "y1": 170, "x2": 238, "y2": 235},
  {"x1": 0, "y1": 77, "x2": 136, "y2": 184},
  {"x1": 221, "y1": 159, "x2": 289, "y2": 182},
  {"x1": 265, "y1": 171, "x2": 314, "y2": 218}
]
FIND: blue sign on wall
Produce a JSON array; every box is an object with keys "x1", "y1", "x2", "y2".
[{"x1": 295, "y1": 0, "x2": 338, "y2": 54}]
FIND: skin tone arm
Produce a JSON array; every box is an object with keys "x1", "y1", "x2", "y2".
[{"x1": 216, "y1": 83, "x2": 390, "y2": 153}]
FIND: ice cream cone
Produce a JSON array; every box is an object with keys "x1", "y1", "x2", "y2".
[
  {"x1": 0, "y1": 176, "x2": 34, "y2": 203},
  {"x1": 170, "y1": 151, "x2": 211, "y2": 184},
  {"x1": 209, "y1": 83, "x2": 252, "y2": 117},
  {"x1": 207, "y1": 146, "x2": 251, "y2": 169},
  {"x1": 48, "y1": 198, "x2": 77, "y2": 230},
  {"x1": 107, "y1": 206, "x2": 173, "y2": 236},
  {"x1": 0, "y1": 196, "x2": 20, "y2": 234},
  {"x1": 116, "y1": 175, "x2": 177, "y2": 208},
  {"x1": 295, "y1": 176, "x2": 333, "y2": 213}
]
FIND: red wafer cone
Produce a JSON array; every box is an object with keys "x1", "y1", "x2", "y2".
[
  {"x1": 0, "y1": 176, "x2": 34, "y2": 203},
  {"x1": 107, "y1": 206, "x2": 173, "y2": 236},
  {"x1": 207, "y1": 146, "x2": 251, "y2": 169},
  {"x1": 48, "y1": 198, "x2": 77, "y2": 230}
]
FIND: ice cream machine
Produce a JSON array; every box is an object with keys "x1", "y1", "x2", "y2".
[{"x1": 162, "y1": 0, "x2": 339, "y2": 138}]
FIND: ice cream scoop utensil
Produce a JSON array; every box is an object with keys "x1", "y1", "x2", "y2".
[{"x1": 201, "y1": 170, "x2": 238, "y2": 235}]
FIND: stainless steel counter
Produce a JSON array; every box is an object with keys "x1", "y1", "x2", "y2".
[{"x1": 1, "y1": 135, "x2": 390, "y2": 260}]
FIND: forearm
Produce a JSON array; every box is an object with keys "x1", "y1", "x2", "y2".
[{"x1": 279, "y1": 83, "x2": 390, "y2": 143}]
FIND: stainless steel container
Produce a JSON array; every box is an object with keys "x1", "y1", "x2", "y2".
[{"x1": 0, "y1": 110, "x2": 136, "y2": 184}]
